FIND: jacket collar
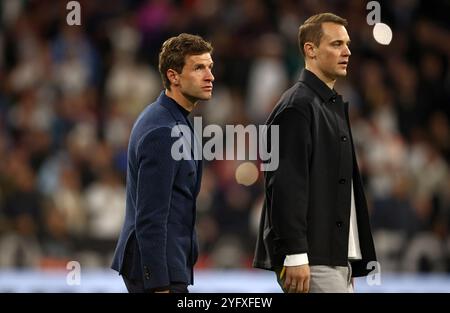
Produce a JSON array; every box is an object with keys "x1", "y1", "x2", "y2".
[
  {"x1": 158, "y1": 91, "x2": 190, "y2": 123},
  {"x1": 299, "y1": 69, "x2": 339, "y2": 103}
]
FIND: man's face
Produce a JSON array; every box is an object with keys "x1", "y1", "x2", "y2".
[
  {"x1": 315, "y1": 22, "x2": 351, "y2": 80},
  {"x1": 178, "y1": 53, "x2": 214, "y2": 102}
]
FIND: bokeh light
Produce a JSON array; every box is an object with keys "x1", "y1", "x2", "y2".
[
  {"x1": 373, "y1": 22, "x2": 393, "y2": 45},
  {"x1": 235, "y1": 162, "x2": 259, "y2": 186}
]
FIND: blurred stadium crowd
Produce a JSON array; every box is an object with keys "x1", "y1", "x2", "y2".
[{"x1": 0, "y1": 0, "x2": 449, "y2": 274}]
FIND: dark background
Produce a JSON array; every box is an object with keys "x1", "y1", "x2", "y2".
[{"x1": 0, "y1": 0, "x2": 449, "y2": 279}]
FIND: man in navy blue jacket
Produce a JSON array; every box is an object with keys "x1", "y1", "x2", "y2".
[{"x1": 111, "y1": 33, "x2": 214, "y2": 293}]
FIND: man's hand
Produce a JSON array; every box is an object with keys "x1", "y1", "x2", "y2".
[
  {"x1": 283, "y1": 265, "x2": 310, "y2": 293},
  {"x1": 154, "y1": 290, "x2": 170, "y2": 293}
]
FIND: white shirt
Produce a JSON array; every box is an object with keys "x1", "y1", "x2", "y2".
[{"x1": 284, "y1": 181, "x2": 362, "y2": 267}]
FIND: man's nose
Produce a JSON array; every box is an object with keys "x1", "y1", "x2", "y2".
[
  {"x1": 205, "y1": 69, "x2": 214, "y2": 82},
  {"x1": 343, "y1": 45, "x2": 351, "y2": 56}
]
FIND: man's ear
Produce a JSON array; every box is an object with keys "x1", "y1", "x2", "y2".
[
  {"x1": 304, "y1": 42, "x2": 316, "y2": 59},
  {"x1": 167, "y1": 69, "x2": 180, "y2": 86}
]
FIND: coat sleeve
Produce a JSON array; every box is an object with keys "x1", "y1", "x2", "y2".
[
  {"x1": 269, "y1": 106, "x2": 312, "y2": 256},
  {"x1": 134, "y1": 126, "x2": 178, "y2": 290}
]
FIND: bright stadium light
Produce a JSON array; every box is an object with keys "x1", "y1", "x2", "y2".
[{"x1": 373, "y1": 22, "x2": 393, "y2": 45}]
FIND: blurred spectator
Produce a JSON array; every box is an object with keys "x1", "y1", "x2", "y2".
[
  {"x1": 0, "y1": 0, "x2": 449, "y2": 273},
  {"x1": 84, "y1": 169, "x2": 125, "y2": 242},
  {"x1": 246, "y1": 33, "x2": 288, "y2": 123}
]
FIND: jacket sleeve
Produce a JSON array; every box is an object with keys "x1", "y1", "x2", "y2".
[
  {"x1": 134, "y1": 126, "x2": 178, "y2": 290},
  {"x1": 269, "y1": 106, "x2": 312, "y2": 256}
]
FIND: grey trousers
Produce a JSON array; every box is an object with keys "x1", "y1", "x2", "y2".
[{"x1": 276, "y1": 262, "x2": 354, "y2": 293}]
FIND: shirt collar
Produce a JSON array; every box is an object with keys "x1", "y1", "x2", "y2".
[
  {"x1": 159, "y1": 91, "x2": 191, "y2": 120},
  {"x1": 299, "y1": 69, "x2": 339, "y2": 103},
  {"x1": 175, "y1": 101, "x2": 190, "y2": 118}
]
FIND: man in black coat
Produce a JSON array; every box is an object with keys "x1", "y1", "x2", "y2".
[
  {"x1": 253, "y1": 13, "x2": 377, "y2": 293},
  {"x1": 111, "y1": 33, "x2": 214, "y2": 293}
]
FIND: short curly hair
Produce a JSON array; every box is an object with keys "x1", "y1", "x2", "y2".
[{"x1": 158, "y1": 33, "x2": 213, "y2": 90}]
